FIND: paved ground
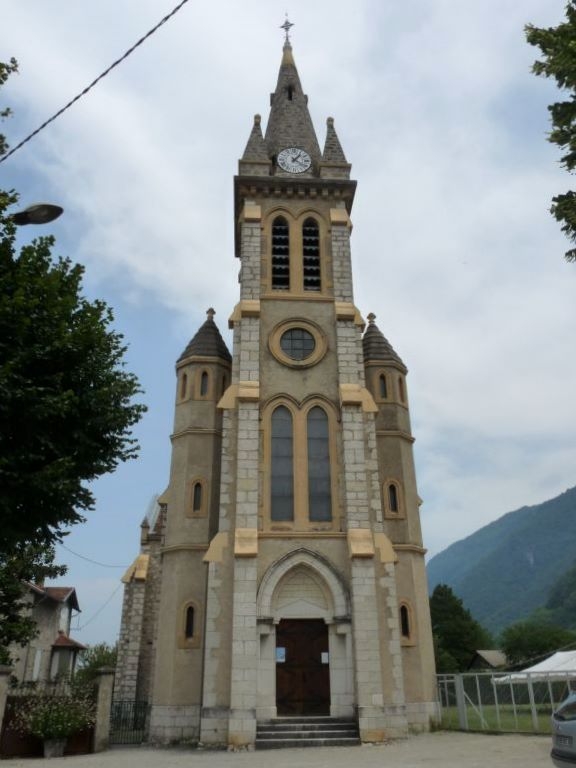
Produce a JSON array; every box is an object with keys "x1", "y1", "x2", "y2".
[{"x1": 0, "y1": 732, "x2": 552, "y2": 768}]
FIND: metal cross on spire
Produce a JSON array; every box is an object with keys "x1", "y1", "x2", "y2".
[{"x1": 280, "y1": 14, "x2": 294, "y2": 43}]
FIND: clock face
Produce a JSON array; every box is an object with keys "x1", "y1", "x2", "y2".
[{"x1": 277, "y1": 147, "x2": 312, "y2": 174}]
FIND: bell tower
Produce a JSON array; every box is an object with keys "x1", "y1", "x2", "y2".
[{"x1": 121, "y1": 22, "x2": 438, "y2": 748}]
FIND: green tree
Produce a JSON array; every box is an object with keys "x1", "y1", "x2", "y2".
[
  {"x1": 0, "y1": 60, "x2": 146, "y2": 661},
  {"x1": 526, "y1": 3, "x2": 576, "y2": 261},
  {"x1": 75, "y1": 642, "x2": 117, "y2": 686},
  {"x1": 500, "y1": 619, "x2": 576, "y2": 666},
  {"x1": 430, "y1": 584, "x2": 493, "y2": 672}
]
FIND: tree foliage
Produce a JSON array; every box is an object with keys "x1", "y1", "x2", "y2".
[
  {"x1": 430, "y1": 584, "x2": 493, "y2": 672},
  {"x1": 499, "y1": 619, "x2": 576, "y2": 666},
  {"x1": 75, "y1": 642, "x2": 117, "y2": 686},
  {"x1": 526, "y1": 2, "x2": 576, "y2": 261},
  {"x1": 0, "y1": 60, "x2": 146, "y2": 661}
]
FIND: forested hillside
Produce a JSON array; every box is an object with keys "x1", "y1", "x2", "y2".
[{"x1": 426, "y1": 486, "x2": 576, "y2": 634}]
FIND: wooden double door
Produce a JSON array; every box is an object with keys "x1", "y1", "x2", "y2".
[{"x1": 275, "y1": 619, "x2": 330, "y2": 715}]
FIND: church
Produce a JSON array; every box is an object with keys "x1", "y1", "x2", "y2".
[{"x1": 115, "y1": 28, "x2": 438, "y2": 748}]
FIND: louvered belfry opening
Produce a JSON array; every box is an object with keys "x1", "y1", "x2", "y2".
[
  {"x1": 302, "y1": 218, "x2": 321, "y2": 291},
  {"x1": 272, "y1": 216, "x2": 290, "y2": 289}
]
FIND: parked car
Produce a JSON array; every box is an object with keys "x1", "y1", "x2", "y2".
[{"x1": 552, "y1": 692, "x2": 576, "y2": 766}]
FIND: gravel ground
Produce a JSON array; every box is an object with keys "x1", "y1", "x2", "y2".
[{"x1": 0, "y1": 732, "x2": 552, "y2": 768}]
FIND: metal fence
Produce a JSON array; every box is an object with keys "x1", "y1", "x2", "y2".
[
  {"x1": 109, "y1": 700, "x2": 149, "y2": 745},
  {"x1": 437, "y1": 672, "x2": 575, "y2": 734}
]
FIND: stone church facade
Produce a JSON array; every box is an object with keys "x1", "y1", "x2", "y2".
[{"x1": 115, "y1": 37, "x2": 438, "y2": 747}]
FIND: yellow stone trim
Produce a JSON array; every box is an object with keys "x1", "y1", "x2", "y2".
[
  {"x1": 330, "y1": 208, "x2": 351, "y2": 227},
  {"x1": 334, "y1": 302, "x2": 365, "y2": 329},
  {"x1": 203, "y1": 533, "x2": 229, "y2": 562},
  {"x1": 238, "y1": 381, "x2": 260, "y2": 401},
  {"x1": 259, "y1": 532, "x2": 346, "y2": 539},
  {"x1": 228, "y1": 301, "x2": 261, "y2": 328},
  {"x1": 394, "y1": 543, "x2": 428, "y2": 555},
  {"x1": 340, "y1": 384, "x2": 378, "y2": 413},
  {"x1": 234, "y1": 528, "x2": 258, "y2": 557},
  {"x1": 218, "y1": 384, "x2": 238, "y2": 409},
  {"x1": 121, "y1": 554, "x2": 149, "y2": 583},
  {"x1": 242, "y1": 203, "x2": 262, "y2": 223},
  {"x1": 347, "y1": 529, "x2": 375, "y2": 558},
  {"x1": 374, "y1": 533, "x2": 398, "y2": 563}
]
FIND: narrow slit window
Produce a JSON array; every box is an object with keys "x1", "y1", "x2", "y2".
[
  {"x1": 379, "y1": 374, "x2": 388, "y2": 399},
  {"x1": 398, "y1": 377, "x2": 405, "y2": 403},
  {"x1": 302, "y1": 218, "x2": 321, "y2": 291},
  {"x1": 388, "y1": 483, "x2": 399, "y2": 513},
  {"x1": 307, "y1": 407, "x2": 332, "y2": 521},
  {"x1": 192, "y1": 482, "x2": 202, "y2": 513},
  {"x1": 271, "y1": 406, "x2": 294, "y2": 521},
  {"x1": 400, "y1": 605, "x2": 410, "y2": 638},
  {"x1": 185, "y1": 606, "x2": 195, "y2": 639},
  {"x1": 180, "y1": 373, "x2": 187, "y2": 400},
  {"x1": 271, "y1": 216, "x2": 290, "y2": 290}
]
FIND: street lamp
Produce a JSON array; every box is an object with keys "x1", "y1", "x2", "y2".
[{"x1": 11, "y1": 203, "x2": 64, "y2": 225}]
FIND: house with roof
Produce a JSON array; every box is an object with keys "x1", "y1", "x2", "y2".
[{"x1": 10, "y1": 583, "x2": 86, "y2": 683}]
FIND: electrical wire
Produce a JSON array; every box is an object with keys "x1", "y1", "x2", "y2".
[
  {"x1": 0, "y1": 0, "x2": 191, "y2": 165},
  {"x1": 61, "y1": 543, "x2": 127, "y2": 569},
  {"x1": 73, "y1": 583, "x2": 124, "y2": 631}
]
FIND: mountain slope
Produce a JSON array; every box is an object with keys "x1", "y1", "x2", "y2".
[{"x1": 426, "y1": 486, "x2": 576, "y2": 635}]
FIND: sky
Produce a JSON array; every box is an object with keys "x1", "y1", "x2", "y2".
[{"x1": 2, "y1": 0, "x2": 575, "y2": 646}]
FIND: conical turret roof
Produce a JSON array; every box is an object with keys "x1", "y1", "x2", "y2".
[
  {"x1": 178, "y1": 309, "x2": 232, "y2": 363},
  {"x1": 264, "y1": 41, "x2": 321, "y2": 165},
  {"x1": 322, "y1": 117, "x2": 348, "y2": 164},
  {"x1": 362, "y1": 314, "x2": 406, "y2": 371}
]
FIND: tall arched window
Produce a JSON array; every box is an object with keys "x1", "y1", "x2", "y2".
[
  {"x1": 180, "y1": 373, "x2": 188, "y2": 400},
  {"x1": 400, "y1": 604, "x2": 410, "y2": 639},
  {"x1": 302, "y1": 218, "x2": 321, "y2": 291},
  {"x1": 271, "y1": 216, "x2": 290, "y2": 290},
  {"x1": 307, "y1": 407, "x2": 332, "y2": 521},
  {"x1": 192, "y1": 482, "x2": 202, "y2": 513},
  {"x1": 200, "y1": 371, "x2": 209, "y2": 397},
  {"x1": 271, "y1": 406, "x2": 294, "y2": 521},
  {"x1": 379, "y1": 373, "x2": 388, "y2": 399},
  {"x1": 185, "y1": 605, "x2": 195, "y2": 639},
  {"x1": 388, "y1": 483, "x2": 399, "y2": 513}
]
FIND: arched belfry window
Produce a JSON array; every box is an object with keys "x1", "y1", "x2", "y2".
[
  {"x1": 271, "y1": 216, "x2": 290, "y2": 290},
  {"x1": 307, "y1": 407, "x2": 332, "y2": 521},
  {"x1": 271, "y1": 406, "x2": 294, "y2": 521},
  {"x1": 302, "y1": 218, "x2": 321, "y2": 291}
]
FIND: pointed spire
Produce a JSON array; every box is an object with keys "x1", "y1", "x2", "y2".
[
  {"x1": 178, "y1": 308, "x2": 232, "y2": 363},
  {"x1": 362, "y1": 313, "x2": 406, "y2": 371},
  {"x1": 264, "y1": 37, "x2": 321, "y2": 167},
  {"x1": 320, "y1": 116, "x2": 352, "y2": 180},
  {"x1": 322, "y1": 117, "x2": 347, "y2": 164},
  {"x1": 241, "y1": 114, "x2": 269, "y2": 162}
]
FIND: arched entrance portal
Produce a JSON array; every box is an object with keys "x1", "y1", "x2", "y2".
[{"x1": 257, "y1": 550, "x2": 354, "y2": 720}]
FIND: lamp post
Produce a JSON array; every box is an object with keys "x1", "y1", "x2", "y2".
[{"x1": 10, "y1": 203, "x2": 63, "y2": 225}]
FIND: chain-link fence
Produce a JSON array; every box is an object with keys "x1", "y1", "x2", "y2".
[{"x1": 437, "y1": 672, "x2": 575, "y2": 734}]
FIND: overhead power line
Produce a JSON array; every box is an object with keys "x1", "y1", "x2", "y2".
[
  {"x1": 74, "y1": 583, "x2": 124, "y2": 631},
  {"x1": 0, "y1": 0, "x2": 191, "y2": 165},
  {"x1": 61, "y1": 543, "x2": 127, "y2": 569}
]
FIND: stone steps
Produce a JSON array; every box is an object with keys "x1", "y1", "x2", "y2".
[{"x1": 256, "y1": 716, "x2": 360, "y2": 749}]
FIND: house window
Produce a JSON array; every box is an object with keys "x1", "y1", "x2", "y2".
[
  {"x1": 302, "y1": 218, "x2": 321, "y2": 291},
  {"x1": 271, "y1": 406, "x2": 294, "y2": 521},
  {"x1": 271, "y1": 216, "x2": 290, "y2": 290},
  {"x1": 307, "y1": 407, "x2": 332, "y2": 522}
]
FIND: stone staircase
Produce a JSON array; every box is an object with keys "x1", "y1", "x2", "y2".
[{"x1": 255, "y1": 716, "x2": 360, "y2": 749}]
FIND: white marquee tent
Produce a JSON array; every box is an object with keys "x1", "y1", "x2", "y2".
[{"x1": 495, "y1": 650, "x2": 576, "y2": 683}]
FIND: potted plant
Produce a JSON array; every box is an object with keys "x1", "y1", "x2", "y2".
[{"x1": 15, "y1": 684, "x2": 96, "y2": 757}]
